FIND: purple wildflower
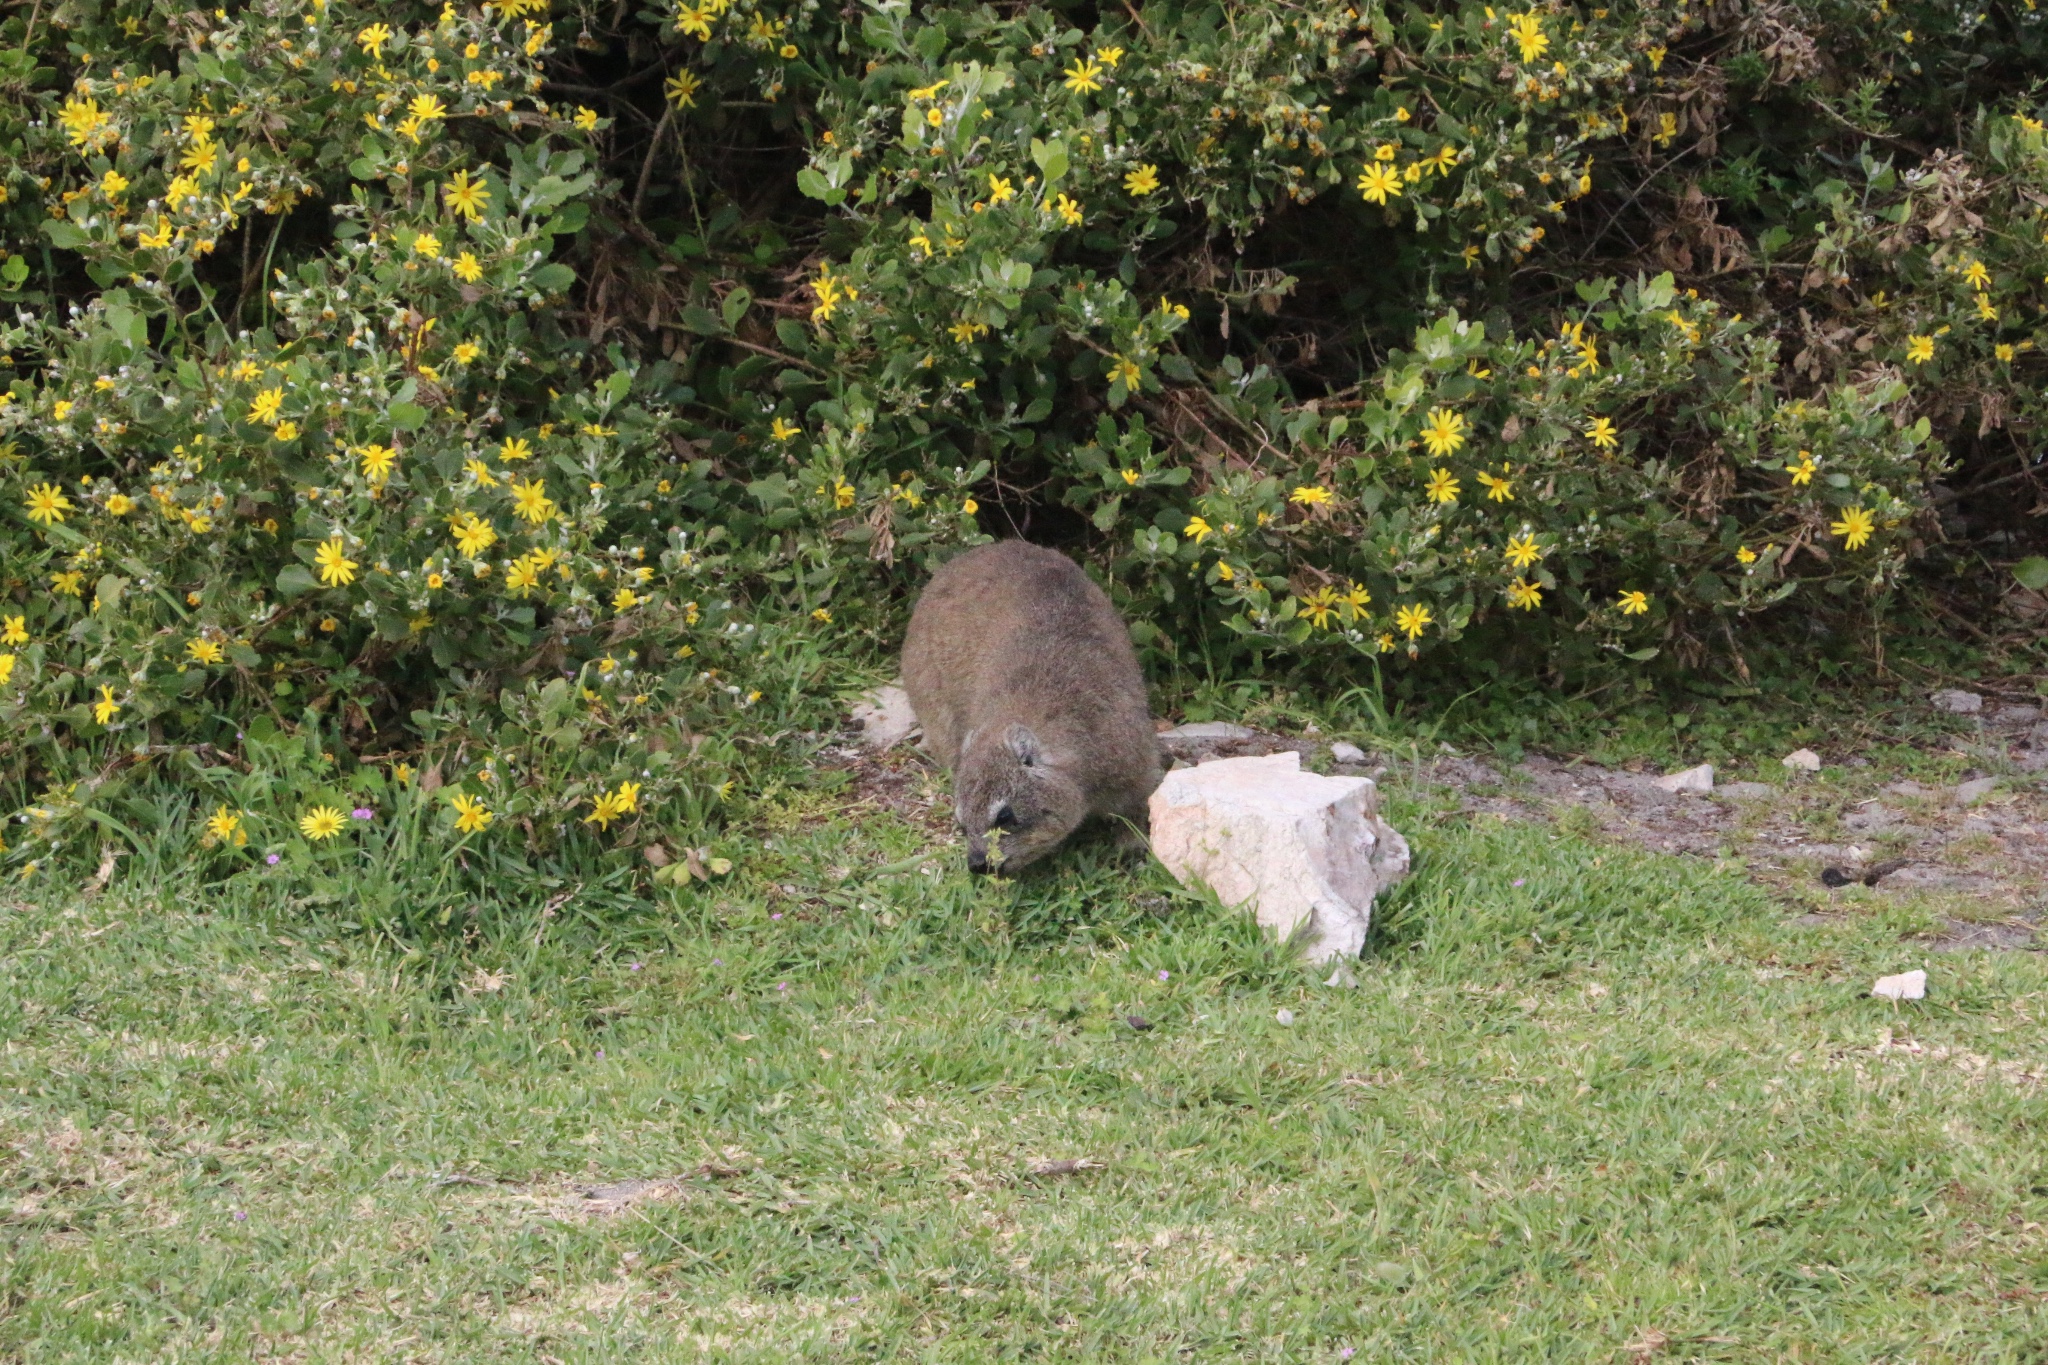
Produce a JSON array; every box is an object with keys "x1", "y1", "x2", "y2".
[
  {"x1": 266, "y1": 853, "x2": 280, "y2": 865},
  {"x1": 351, "y1": 807, "x2": 374, "y2": 820},
  {"x1": 1512, "y1": 878, "x2": 1526, "y2": 887}
]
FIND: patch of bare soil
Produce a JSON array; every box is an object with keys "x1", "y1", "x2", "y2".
[
  {"x1": 1402, "y1": 699, "x2": 2048, "y2": 949},
  {"x1": 812, "y1": 740, "x2": 953, "y2": 836},
  {"x1": 824, "y1": 698, "x2": 2048, "y2": 949}
]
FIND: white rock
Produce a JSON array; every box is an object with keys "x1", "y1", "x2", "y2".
[
  {"x1": 1954, "y1": 777, "x2": 2000, "y2": 807},
  {"x1": 1159, "y1": 721, "x2": 1258, "y2": 741},
  {"x1": 1871, "y1": 969, "x2": 1927, "y2": 1001},
  {"x1": 849, "y1": 684, "x2": 919, "y2": 749},
  {"x1": 1654, "y1": 763, "x2": 1715, "y2": 794},
  {"x1": 1782, "y1": 748, "x2": 1822, "y2": 772},
  {"x1": 1931, "y1": 689, "x2": 1984, "y2": 714},
  {"x1": 1148, "y1": 751, "x2": 1410, "y2": 963},
  {"x1": 1329, "y1": 741, "x2": 1367, "y2": 764}
]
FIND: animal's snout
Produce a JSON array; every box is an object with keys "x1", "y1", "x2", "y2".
[{"x1": 967, "y1": 852, "x2": 991, "y2": 876}]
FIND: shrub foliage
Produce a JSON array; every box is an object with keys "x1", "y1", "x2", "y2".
[{"x1": 1, "y1": 0, "x2": 2044, "y2": 875}]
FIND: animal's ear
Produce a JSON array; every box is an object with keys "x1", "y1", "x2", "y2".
[{"x1": 1004, "y1": 723, "x2": 1042, "y2": 768}]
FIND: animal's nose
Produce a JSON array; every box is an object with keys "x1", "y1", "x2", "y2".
[{"x1": 967, "y1": 854, "x2": 989, "y2": 876}]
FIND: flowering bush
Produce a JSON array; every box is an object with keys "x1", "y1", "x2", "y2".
[
  {"x1": 3, "y1": 0, "x2": 2045, "y2": 879},
  {"x1": 0, "y1": 0, "x2": 777, "y2": 878}
]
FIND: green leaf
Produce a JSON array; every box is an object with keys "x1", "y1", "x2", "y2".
[
  {"x1": 529, "y1": 262, "x2": 576, "y2": 294},
  {"x1": 542, "y1": 201, "x2": 589, "y2": 237},
  {"x1": 1030, "y1": 137, "x2": 1068, "y2": 184},
  {"x1": 389, "y1": 401, "x2": 430, "y2": 431},
  {"x1": 796, "y1": 167, "x2": 841, "y2": 203},
  {"x1": 2014, "y1": 557, "x2": 2048, "y2": 592},
  {"x1": 721, "y1": 288, "x2": 753, "y2": 328},
  {"x1": 276, "y1": 566, "x2": 320, "y2": 598},
  {"x1": 680, "y1": 304, "x2": 724, "y2": 336}
]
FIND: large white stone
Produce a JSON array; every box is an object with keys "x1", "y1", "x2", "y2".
[
  {"x1": 850, "y1": 683, "x2": 919, "y2": 749},
  {"x1": 1158, "y1": 721, "x2": 1258, "y2": 742},
  {"x1": 1148, "y1": 751, "x2": 1410, "y2": 963},
  {"x1": 1654, "y1": 762, "x2": 1715, "y2": 793}
]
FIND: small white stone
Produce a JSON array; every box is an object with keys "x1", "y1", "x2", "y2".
[
  {"x1": 1654, "y1": 762, "x2": 1715, "y2": 794},
  {"x1": 1330, "y1": 741, "x2": 1367, "y2": 764},
  {"x1": 1782, "y1": 748, "x2": 1822, "y2": 772},
  {"x1": 1930, "y1": 689, "x2": 1984, "y2": 714},
  {"x1": 1871, "y1": 969, "x2": 1927, "y2": 1001},
  {"x1": 850, "y1": 684, "x2": 919, "y2": 749},
  {"x1": 1275, "y1": 1008, "x2": 1296, "y2": 1026},
  {"x1": 1149, "y1": 751, "x2": 1410, "y2": 963}
]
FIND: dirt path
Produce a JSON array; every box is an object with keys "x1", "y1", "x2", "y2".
[{"x1": 829, "y1": 694, "x2": 2048, "y2": 950}]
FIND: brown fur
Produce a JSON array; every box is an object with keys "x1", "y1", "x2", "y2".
[{"x1": 902, "y1": 541, "x2": 1162, "y2": 873}]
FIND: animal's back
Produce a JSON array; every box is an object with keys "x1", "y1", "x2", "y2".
[{"x1": 902, "y1": 541, "x2": 1152, "y2": 781}]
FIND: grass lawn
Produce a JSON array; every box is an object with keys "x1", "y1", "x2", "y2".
[{"x1": 5, "y1": 782, "x2": 2047, "y2": 1361}]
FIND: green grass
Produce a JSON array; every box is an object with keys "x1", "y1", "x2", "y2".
[{"x1": 6, "y1": 791, "x2": 2048, "y2": 1361}]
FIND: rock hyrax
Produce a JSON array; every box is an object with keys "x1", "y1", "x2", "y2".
[{"x1": 903, "y1": 540, "x2": 1162, "y2": 874}]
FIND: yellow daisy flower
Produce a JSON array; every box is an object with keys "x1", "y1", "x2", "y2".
[
  {"x1": 299, "y1": 806, "x2": 345, "y2": 840},
  {"x1": 314, "y1": 538, "x2": 358, "y2": 587},
  {"x1": 1830, "y1": 505, "x2": 1875, "y2": 550},
  {"x1": 1420, "y1": 408, "x2": 1466, "y2": 458}
]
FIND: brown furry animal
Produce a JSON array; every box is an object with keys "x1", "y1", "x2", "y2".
[{"x1": 902, "y1": 541, "x2": 1162, "y2": 874}]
